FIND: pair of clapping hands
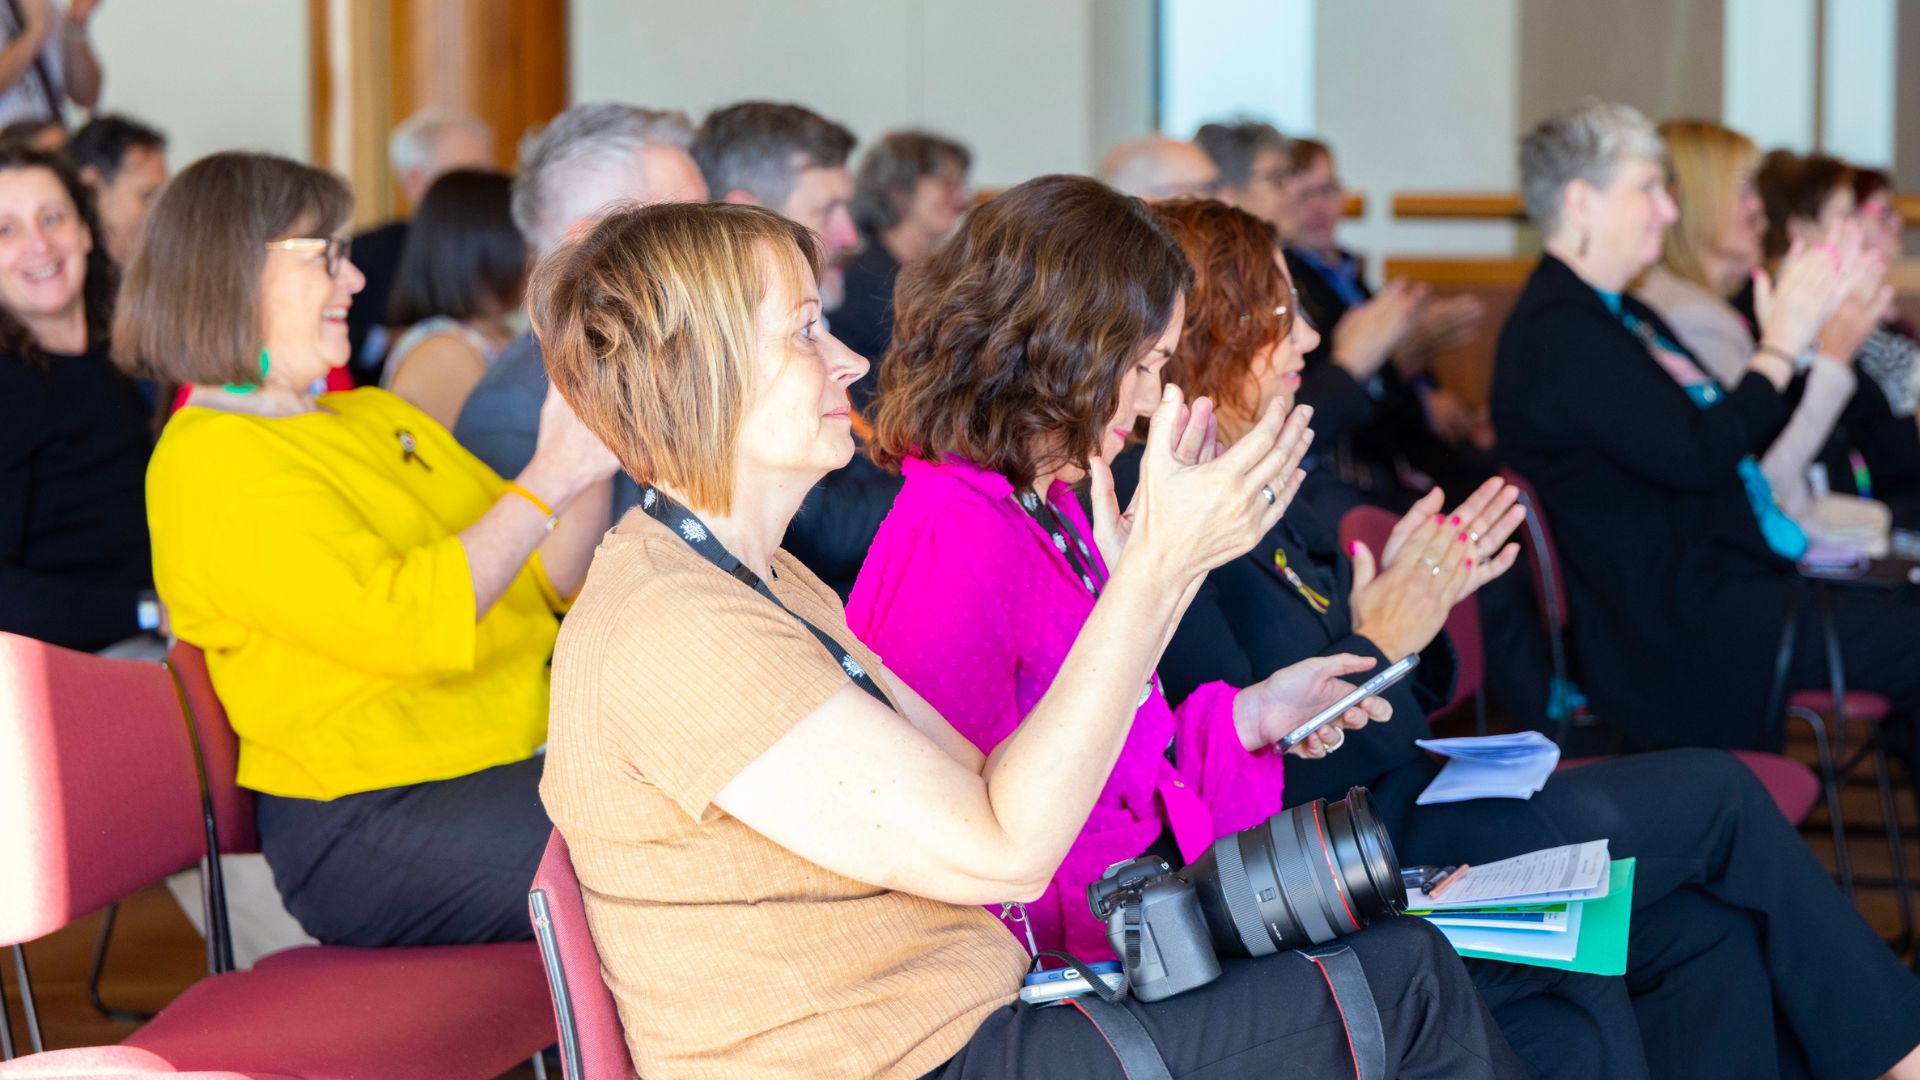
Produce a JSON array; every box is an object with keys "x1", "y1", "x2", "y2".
[
  {"x1": 1074, "y1": 385, "x2": 1527, "y2": 761},
  {"x1": 1754, "y1": 221, "x2": 1896, "y2": 372}
]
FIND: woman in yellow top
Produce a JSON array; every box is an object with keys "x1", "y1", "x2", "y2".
[{"x1": 113, "y1": 152, "x2": 617, "y2": 947}]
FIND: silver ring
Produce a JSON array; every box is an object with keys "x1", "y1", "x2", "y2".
[
  {"x1": 1420, "y1": 556, "x2": 1441, "y2": 576},
  {"x1": 1260, "y1": 485, "x2": 1277, "y2": 505},
  {"x1": 1468, "y1": 530, "x2": 1481, "y2": 544},
  {"x1": 1324, "y1": 728, "x2": 1346, "y2": 751}
]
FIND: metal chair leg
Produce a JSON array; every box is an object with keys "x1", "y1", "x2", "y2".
[
  {"x1": 9, "y1": 945, "x2": 42, "y2": 1056},
  {"x1": 530, "y1": 1050, "x2": 550, "y2": 1080},
  {"x1": 1869, "y1": 738, "x2": 1916, "y2": 954},
  {"x1": 1789, "y1": 706, "x2": 1852, "y2": 896},
  {"x1": 86, "y1": 902, "x2": 158, "y2": 1023},
  {"x1": 1, "y1": 961, "x2": 15, "y2": 1060}
]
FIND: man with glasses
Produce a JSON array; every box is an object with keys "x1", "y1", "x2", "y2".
[
  {"x1": 1195, "y1": 119, "x2": 1296, "y2": 230},
  {"x1": 1098, "y1": 135, "x2": 1221, "y2": 203}
]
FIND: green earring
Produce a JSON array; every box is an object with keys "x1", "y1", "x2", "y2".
[{"x1": 223, "y1": 349, "x2": 271, "y2": 394}]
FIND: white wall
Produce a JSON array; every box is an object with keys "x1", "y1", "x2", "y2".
[
  {"x1": 570, "y1": 0, "x2": 1126, "y2": 187},
  {"x1": 1160, "y1": 0, "x2": 1314, "y2": 138},
  {"x1": 1725, "y1": 0, "x2": 1817, "y2": 153},
  {"x1": 89, "y1": 1, "x2": 310, "y2": 167},
  {"x1": 1314, "y1": 0, "x2": 1519, "y2": 269}
]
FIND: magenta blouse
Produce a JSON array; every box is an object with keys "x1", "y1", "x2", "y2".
[{"x1": 846, "y1": 455, "x2": 1287, "y2": 960}]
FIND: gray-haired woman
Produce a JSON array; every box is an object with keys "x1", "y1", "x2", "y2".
[{"x1": 1492, "y1": 101, "x2": 1920, "y2": 1080}]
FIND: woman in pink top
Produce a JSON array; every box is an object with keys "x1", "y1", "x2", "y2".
[{"x1": 848, "y1": 176, "x2": 1399, "y2": 960}]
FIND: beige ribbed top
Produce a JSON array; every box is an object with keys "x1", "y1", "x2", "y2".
[{"x1": 542, "y1": 513, "x2": 1026, "y2": 1079}]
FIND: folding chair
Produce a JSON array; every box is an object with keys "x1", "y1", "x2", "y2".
[
  {"x1": 529, "y1": 830, "x2": 639, "y2": 1080},
  {"x1": 0, "y1": 633, "x2": 557, "y2": 1078}
]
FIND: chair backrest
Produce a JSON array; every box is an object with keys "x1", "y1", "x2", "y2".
[
  {"x1": 1337, "y1": 506, "x2": 1483, "y2": 715},
  {"x1": 0, "y1": 632, "x2": 205, "y2": 946},
  {"x1": 165, "y1": 642, "x2": 259, "y2": 855},
  {"x1": 529, "y1": 830, "x2": 638, "y2": 1080},
  {"x1": 1497, "y1": 467, "x2": 1570, "y2": 633}
]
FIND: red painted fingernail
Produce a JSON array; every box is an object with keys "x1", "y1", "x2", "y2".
[
  {"x1": 1449, "y1": 515, "x2": 1461, "y2": 525},
  {"x1": 1464, "y1": 557, "x2": 1474, "y2": 567},
  {"x1": 1349, "y1": 542, "x2": 1361, "y2": 556},
  {"x1": 1433, "y1": 513, "x2": 1444, "y2": 523},
  {"x1": 1458, "y1": 531, "x2": 1469, "y2": 542}
]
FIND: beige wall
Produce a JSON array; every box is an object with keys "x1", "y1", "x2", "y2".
[
  {"x1": 90, "y1": 2, "x2": 310, "y2": 167},
  {"x1": 1518, "y1": 0, "x2": 1722, "y2": 132},
  {"x1": 1315, "y1": 0, "x2": 1519, "y2": 262},
  {"x1": 569, "y1": 0, "x2": 1149, "y2": 187}
]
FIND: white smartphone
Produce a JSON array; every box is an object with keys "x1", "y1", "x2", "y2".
[{"x1": 1275, "y1": 654, "x2": 1420, "y2": 752}]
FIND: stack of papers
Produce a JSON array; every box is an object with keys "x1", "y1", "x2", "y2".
[
  {"x1": 1414, "y1": 731, "x2": 1561, "y2": 805},
  {"x1": 1406, "y1": 841, "x2": 1633, "y2": 975}
]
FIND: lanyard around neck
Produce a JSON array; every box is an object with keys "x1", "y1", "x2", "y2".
[
  {"x1": 638, "y1": 486, "x2": 892, "y2": 710},
  {"x1": 1013, "y1": 488, "x2": 1107, "y2": 596}
]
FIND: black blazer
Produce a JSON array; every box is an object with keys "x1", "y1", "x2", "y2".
[
  {"x1": 1490, "y1": 254, "x2": 1796, "y2": 749},
  {"x1": 1286, "y1": 249, "x2": 1491, "y2": 519},
  {"x1": 1109, "y1": 447, "x2": 1457, "y2": 807}
]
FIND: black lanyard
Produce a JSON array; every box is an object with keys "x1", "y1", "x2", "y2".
[
  {"x1": 640, "y1": 486, "x2": 892, "y2": 710},
  {"x1": 1013, "y1": 489, "x2": 1107, "y2": 596},
  {"x1": 1011, "y1": 486, "x2": 1158, "y2": 719}
]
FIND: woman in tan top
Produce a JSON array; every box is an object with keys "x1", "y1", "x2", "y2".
[{"x1": 537, "y1": 196, "x2": 1522, "y2": 1079}]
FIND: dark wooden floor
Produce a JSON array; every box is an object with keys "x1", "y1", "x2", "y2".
[{"x1": 2, "y1": 735, "x2": 1913, "y2": 1075}]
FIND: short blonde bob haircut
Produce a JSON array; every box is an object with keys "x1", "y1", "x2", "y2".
[
  {"x1": 533, "y1": 201, "x2": 819, "y2": 514},
  {"x1": 1659, "y1": 119, "x2": 1759, "y2": 290}
]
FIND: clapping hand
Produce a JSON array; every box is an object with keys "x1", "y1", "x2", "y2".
[
  {"x1": 1087, "y1": 395, "x2": 1220, "y2": 569},
  {"x1": 1104, "y1": 386, "x2": 1312, "y2": 586},
  {"x1": 1351, "y1": 478, "x2": 1523, "y2": 662}
]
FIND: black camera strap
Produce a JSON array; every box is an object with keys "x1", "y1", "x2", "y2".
[
  {"x1": 639, "y1": 485, "x2": 891, "y2": 709},
  {"x1": 1067, "y1": 998, "x2": 1173, "y2": 1080},
  {"x1": 1300, "y1": 943, "x2": 1387, "y2": 1080}
]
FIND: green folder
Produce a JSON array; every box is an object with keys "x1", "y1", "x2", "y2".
[{"x1": 1444, "y1": 858, "x2": 1635, "y2": 977}]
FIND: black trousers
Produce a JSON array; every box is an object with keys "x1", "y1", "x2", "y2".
[
  {"x1": 256, "y1": 755, "x2": 550, "y2": 947},
  {"x1": 927, "y1": 918, "x2": 1526, "y2": 1079},
  {"x1": 1372, "y1": 748, "x2": 1920, "y2": 1080}
]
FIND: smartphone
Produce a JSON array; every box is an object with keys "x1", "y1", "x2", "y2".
[
  {"x1": 1019, "y1": 962, "x2": 1125, "y2": 1006},
  {"x1": 1275, "y1": 654, "x2": 1420, "y2": 752}
]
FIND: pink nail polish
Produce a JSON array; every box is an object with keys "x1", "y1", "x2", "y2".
[
  {"x1": 1464, "y1": 557, "x2": 1474, "y2": 567},
  {"x1": 1458, "y1": 532, "x2": 1469, "y2": 542},
  {"x1": 1449, "y1": 515, "x2": 1461, "y2": 525},
  {"x1": 1349, "y1": 542, "x2": 1361, "y2": 556},
  {"x1": 1433, "y1": 514, "x2": 1444, "y2": 524}
]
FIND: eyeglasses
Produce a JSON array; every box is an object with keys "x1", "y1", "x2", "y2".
[
  {"x1": 1240, "y1": 286, "x2": 1301, "y2": 338},
  {"x1": 266, "y1": 236, "x2": 353, "y2": 276}
]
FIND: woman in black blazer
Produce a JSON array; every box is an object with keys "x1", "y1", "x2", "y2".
[
  {"x1": 1118, "y1": 194, "x2": 1920, "y2": 1080},
  {"x1": 1490, "y1": 101, "x2": 1920, "y2": 754}
]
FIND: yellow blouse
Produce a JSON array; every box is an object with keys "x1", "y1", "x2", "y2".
[{"x1": 148, "y1": 388, "x2": 562, "y2": 800}]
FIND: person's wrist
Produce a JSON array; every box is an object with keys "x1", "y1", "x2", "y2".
[
  {"x1": 513, "y1": 459, "x2": 580, "y2": 519},
  {"x1": 1231, "y1": 688, "x2": 1266, "y2": 753}
]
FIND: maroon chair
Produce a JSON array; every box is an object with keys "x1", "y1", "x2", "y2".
[
  {"x1": 1556, "y1": 752, "x2": 1819, "y2": 825},
  {"x1": 529, "y1": 830, "x2": 638, "y2": 1080},
  {"x1": 1337, "y1": 505, "x2": 1485, "y2": 729},
  {"x1": 159, "y1": 641, "x2": 560, "y2": 1077},
  {"x1": 0, "y1": 633, "x2": 558, "y2": 1078}
]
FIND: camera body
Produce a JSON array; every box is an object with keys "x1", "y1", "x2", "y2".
[
  {"x1": 1088, "y1": 787, "x2": 1406, "y2": 1003},
  {"x1": 1088, "y1": 858, "x2": 1222, "y2": 1002}
]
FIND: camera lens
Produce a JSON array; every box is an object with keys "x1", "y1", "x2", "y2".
[{"x1": 1187, "y1": 786, "x2": 1407, "y2": 956}]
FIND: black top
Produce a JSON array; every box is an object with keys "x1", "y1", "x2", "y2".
[
  {"x1": 1491, "y1": 254, "x2": 1797, "y2": 749},
  {"x1": 0, "y1": 347, "x2": 153, "y2": 650},
  {"x1": 828, "y1": 237, "x2": 901, "y2": 414},
  {"x1": 1285, "y1": 248, "x2": 1493, "y2": 521},
  {"x1": 1108, "y1": 447, "x2": 1457, "y2": 807},
  {"x1": 346, "y1": 219, "x2": 409, "y2": 386},
  {"x1": 782, "y1": 446, "x2": 902, "y2": 602}
]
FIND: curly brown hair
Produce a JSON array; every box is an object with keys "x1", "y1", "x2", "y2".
[
  {"x1": 1150, "y1": 199, "x2": 1290, "y2": 424},
  {"x1": 870, "y1": 174, "x2": 1192, "y2": 487}
]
